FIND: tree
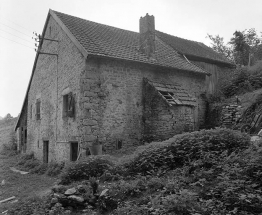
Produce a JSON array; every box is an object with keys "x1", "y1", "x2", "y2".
[
  {"x1": 229, "y1": 29, "x2": 262, "y2": 67},
  {"x1": 206, "y1": 34, "x2": 234, "y2": 62},
  {"x1": 4, "y1": 113, "x2": 13, "y2": 120},
  {"x1": 208, "y1": 29, "x2": 262, "y2": 67}
]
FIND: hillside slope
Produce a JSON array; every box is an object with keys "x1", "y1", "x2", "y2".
[{"x1": 0, "y1": 118, "x2": 17, "y2": 151}]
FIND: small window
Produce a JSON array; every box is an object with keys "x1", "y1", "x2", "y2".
[
  {"x1": 36, "y1": 99, "x2": 41, "y2": 120},
  {"x1": 116, "y1": 139, "x2": 122, "y2": 150},
  {"x1": 159, "y1": 91, "x2": 182, "y2": 105},
  {"x1": 63, "y1": 92, "x2": 75, "y2": 117},
  {"x1": 30, "y1": 104, "x2": 32, "y2": 119}
]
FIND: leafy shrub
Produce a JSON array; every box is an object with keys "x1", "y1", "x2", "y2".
[
  {"x1": 17, "y1": 152, "x2": 35, "y2": 166},
  {"x1": 168, "y1": 128, "x2": 250, "y2": 164},
  {"x1": 7, "y1": 196, "x2": 50, "y2": 215},
  {"x1": 126, "y1": 128, "x2": 250, "y2": 176},
  {"x1": 222, "y1": 66, "x2": 262, "y2": 97},
  {"x1": 31, "y1": 163, "x2": 48, "y2": 175},
  {"x1": 59, "y1": 155, "x2": 114, "y2": 185},
  {"x1": 46, "y1": 161, "x2": 64, "y2": 176},
  {"x1": 16, "y1": 152, "x2": 42, "y2": 171},
  {"x1": 113, "y1": 202, "x2": 149, "y2": 215},
  {"x1": 23, "y1": 159, "x2": 41, "y2": 170},
  {"x1": 149, "y1": 190, "x2": 201, "y2": 215}
]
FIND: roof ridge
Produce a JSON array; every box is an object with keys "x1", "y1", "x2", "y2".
[
  {"x1": 52, "y1": 10, "x2": 139, "y2": 34},
  {"x1": 156, "y1": 30, "x2": 204, "y2": 45}
]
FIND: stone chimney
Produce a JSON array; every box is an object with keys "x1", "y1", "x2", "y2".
[{"x1": 139, "y1": 13, "x2": 155, "y2": 58}]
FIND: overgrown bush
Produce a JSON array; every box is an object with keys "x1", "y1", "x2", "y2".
[
  {"x1": 7, "y1": 196, "x2": 51, "y2": 215},
  {"x1": 31, "y1": 163, "x2": 48, "y2": 175},
  {"x1": 223, "y1": 66, "x2": 262, "y2": 97},
  {"x1": 0, "y1": 131, "x2": 18, "y2": 156},
  {"x1": 46, "y1": 161, "x2": 65, "y2": 176},
  {"x1": 17, "y1": 152, "x2": 35, "y2": 166},
  {"x1": 59, "y1": 155, "x2": 115, "y2": 185},
  {"x1": 16, "y1": 153, "x2": 65, "y2": 176},
  {"x1": 126, "y1": 128, "x2": 250, "y2": 176}
]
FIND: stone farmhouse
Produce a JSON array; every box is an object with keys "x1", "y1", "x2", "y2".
[{"x1": 15, "y1": 10, "x2": 235, "y2": 162}]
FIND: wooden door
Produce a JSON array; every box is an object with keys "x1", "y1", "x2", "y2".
[
  {"x1": 70, "y1": 142, "x2": 78, "y2": 161},
  {"x1": 43, "y1": 141, "x2": 49, "y2": 163}
]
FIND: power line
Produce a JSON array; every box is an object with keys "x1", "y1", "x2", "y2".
[
  {"x1": 0, "y1": 34, "x2": 35, "y2": 50},
  {"x1": 0, "y1": 22, "x2": 32, "y2": 37},
  {"x1": 0, "y1": 17, "x2": 32, "y2": 33},
  {"x1": 0, "y1": 28, "x2": 33, "y2": 44}
]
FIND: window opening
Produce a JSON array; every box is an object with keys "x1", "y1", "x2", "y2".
[
  {"x1": 159, "y1": 91, "x2": 182, "y2": 105},
  {"x1": 63, "y1": 93, "x2": 75, "y2": 117},
  {"x1": 116, "y1": 139, "x2": 122, "y2": 150},
  {"x1": 36, "y1": 99, "x2": 41, "y2": 120}
]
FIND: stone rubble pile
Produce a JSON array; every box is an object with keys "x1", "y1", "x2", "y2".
[
  {"x1": 48, "y1": 183, "x2": 115, "y2": 215},
  {"x1": 221, "y1": 104, "x2": 242, "y2": 128}
]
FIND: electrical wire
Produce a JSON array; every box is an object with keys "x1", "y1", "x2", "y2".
[
  {"x1": 0, "y1": 22, "x2": 32, "y2": 37},
  {"x1": 0, "y1": 28, "x2": 33, "y2": 44},
  {"x1": 0, "y1": 17, "x2": 32, "y2": 33},
  {"x1": 0, "y1": 34, "x2": 35, "y2": 50}
]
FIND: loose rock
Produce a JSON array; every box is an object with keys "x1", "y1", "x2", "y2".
[{"x1": 65, "y1": 188, "x2": 77, "y2": 195}]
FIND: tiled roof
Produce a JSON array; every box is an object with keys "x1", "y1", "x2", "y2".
[
  {"x1": 53, "y1": 11, "x2": 217, "y2": 74},
  {"x1": 156, "y1": 31, "x2": 233, "y2": 65},
  {"x1": 145, "y1": 79, "x2": 197, "y2": 106}
]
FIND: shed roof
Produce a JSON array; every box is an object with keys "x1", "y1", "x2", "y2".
[{"x1": 145, "y1": 79, "x2": 197, "y2": 107}]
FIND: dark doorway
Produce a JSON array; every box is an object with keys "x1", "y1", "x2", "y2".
[
  {"x1": 24, "y1": 128, "x2": 27, "y2": 152},
  {"x1": 43, "y1": 141, "x2": 49, "y2": 163},
  {"x1": 70, "y1": 142, "x2": 78, "y2": 161}
]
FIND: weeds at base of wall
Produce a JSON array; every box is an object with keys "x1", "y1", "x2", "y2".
[{"x1": 16, "y1": 152, "x2": 65, "y2": 177}]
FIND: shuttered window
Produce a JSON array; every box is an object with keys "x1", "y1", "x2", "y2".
[
  {"x1": 63, "y1": 92, "x2": 75, "y2": 118},
  {"x1": 36, "y1": 99, "x2": 41, "y2": 120}
]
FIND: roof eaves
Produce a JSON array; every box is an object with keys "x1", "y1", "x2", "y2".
[
  {"x1": 184, "y1": 53, "x2": 236, "y2": 68},
  {"x1": 87, "y1": 53, "x2": 208, "y2": 76},
  {"x1": 183, "y1": 54, "x2": 211, "y2": 76}
]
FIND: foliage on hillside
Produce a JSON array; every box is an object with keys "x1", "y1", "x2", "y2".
[
  {"x1": 222, "y1": 62, "x2": 262, "y2": 98},
  {"x1": 208, "y1": 28, "x2": 262, "y2": 66},
  {"x1": 0, "y1": 116, "x2": 17, "y2": 154},
  {"x1": 8, "y1": 128, "x2": 262, "y2": 215}
]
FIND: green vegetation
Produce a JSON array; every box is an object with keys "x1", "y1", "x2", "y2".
[
  {"x1": 59, "y1": 155, "x2": 115, "y2": 185},
  {"x1": 7, "y1": 128, "x2": 262, "y2": 215},
  {"x1": 16, "y1": 152, "x2": 64, "y2": 177},
  {"x1": 208, "y1": 28, "x2": 262, "y2": 66},
  {"x1": 223, "y1": 61, "x2": 262, "y2": 97}
]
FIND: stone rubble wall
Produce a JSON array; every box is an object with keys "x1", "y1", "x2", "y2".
[
  {"x1": 143, "y1": 81, "x2": 196, "y2": 141},
  {"x1": 221, "y1": 104, "x2": 242, "y2": 127},
  {"x1": 79, "y1": 58, "x2": 207, "y2": 152}
]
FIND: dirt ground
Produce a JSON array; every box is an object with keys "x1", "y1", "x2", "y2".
[{"x1": 0, "y1": 154, "x2": 56, "y2": 213}]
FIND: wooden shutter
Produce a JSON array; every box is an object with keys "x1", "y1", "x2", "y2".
[
  {"x1": 36, "y1": 100, "x2": 41, "y2": 120},
  {"x1": 67, "y1": 93, "x2": 75, "y2": 117}
]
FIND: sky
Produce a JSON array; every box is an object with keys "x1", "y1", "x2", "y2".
[{"x1": 0, "y1": 0, "x2": 261, "y2": 118}]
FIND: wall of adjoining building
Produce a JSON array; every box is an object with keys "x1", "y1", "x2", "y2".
[
  {"x1": 143, "y1": 82, "x2": 195, "y2": 141},
  {"x1": 193, "y1": 61, "x2": 234, "y2": 96},
  {"x1": 79, "y1": 58, "x2": 207, "y2": 152}
]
